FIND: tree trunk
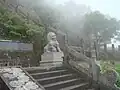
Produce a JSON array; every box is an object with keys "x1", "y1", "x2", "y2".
[{"x1": 32, "y1": 41, "x2": 41, "y2": 66}]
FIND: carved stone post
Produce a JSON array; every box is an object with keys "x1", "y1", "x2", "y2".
[
  {"x1": 111, "y1": 44, "x2": 115, "y2": 64},
  {"x1": 91, "y1": 38, "x2": 100, "y2": 82},
  {"x1": 80, "y1": 38, "x2": 85, "y2": 55},
  {"x1": 112, "y1": 44, "x2": 115, "y2": 53},
  {"x1": 118, "y1": 45, "x2": 120, "y2": 51},
  {"x1": 104, "y1": 43, "x2": 107, "y2": 53},
  {"x1": 63, "y1": 35, "x2": 67, "y2": 62},
  {"x1": 66, "y1": 32, "x2": 68, "y2": 45},
  {"x1": 91, "y1": 50, "x2": 96, "y2": 61},
  {"x1": 104, "y1": 43, "x2": 108, "y2": 59}
]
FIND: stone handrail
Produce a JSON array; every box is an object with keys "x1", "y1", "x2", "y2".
[
  {"x1": 64, "y1": 45, "x2": 100, "y2": 81},
  {"x1": 65, "y1": 45, "x2": 91, "y2": 64},
  {"x1": 64, "y1": 45, "x2": 120, "y2": 90}
]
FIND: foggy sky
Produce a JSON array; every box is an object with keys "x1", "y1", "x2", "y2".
[{"x1": 54, "y1": 0, "x2": 120, "y2": 20}]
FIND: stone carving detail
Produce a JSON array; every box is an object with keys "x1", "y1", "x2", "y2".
[
  {"x1": 44, "y1": 32, "x2": 61, "y2": 52},
  {"x1": 41, "y1": 32, "x2": 64, "y2": 66}
]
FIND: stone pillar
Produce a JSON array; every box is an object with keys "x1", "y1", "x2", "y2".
[
  {"x1": 66, "y1": 32, "x2": 68, "y2": 44},
  {"x1": 95, "y1": 41, "x2": 99, "y2": 60},
  {"x1": 80, "y1": 38, "x2": 84, "y2": 55},
  {"x1": 118, "y1": 45, "x2": 120, "y2": 51},
  {"x1": 112, "y1": 44, "x2": 115, "y2": 53},
  {"x1": 112, "y1": 44, "x2": 115, "y2": 63},
  {"x1": 91, "y1": 50, "x2": 96, "y2": 61},
  {"x1": 91, "y1": 40, "x2": 101, "y2": 82},
  {"x1": 104, "y1": 43, "x2": 107, "y2": 53},
  {"x1": 63, "y1": 35, "x2": 67, "y2": 63},
  {"x1": 91, "y1": 49, "x2": 100, "y2": 82}
]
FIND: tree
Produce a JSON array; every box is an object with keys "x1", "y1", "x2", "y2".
[
  {"x1": 83, "y1": 11, "x2": 120, "y2": 43},
  {"x1": 26, "y1": 23, "x2": 46, "y2": 64},
  {"x1": 33, "y1": 5, "x2": 60, "y2": 27},
  {"x1": 0, "y1": 6, "x2": 47, "y2": 64},
  {"x1": 0, "y1": 6, "x2": 46, "y2": 42}
]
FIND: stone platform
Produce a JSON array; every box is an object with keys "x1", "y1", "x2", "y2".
[{"x1": 41, "y1": 52, "x2": 64, "y2": 67}]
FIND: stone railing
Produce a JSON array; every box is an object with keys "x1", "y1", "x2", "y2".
[
  {"x1": 64, "y1": 44, "x2": 120, "y2": 90},
  {"x1": 64, "y1": 45, "x2": 99, "y2": 80}
]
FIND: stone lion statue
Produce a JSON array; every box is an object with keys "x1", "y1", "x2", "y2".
[{"x1": 44, "y1": 32, "x2": 61, "y2": 52}]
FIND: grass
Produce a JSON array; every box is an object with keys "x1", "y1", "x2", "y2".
[{"x1": 115, "y1": 64, "x2": 120, "y2": 87}]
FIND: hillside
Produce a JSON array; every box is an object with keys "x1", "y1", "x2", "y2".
[{"x1": 0, "y1": 0, "x2": 92, "y2": 46}]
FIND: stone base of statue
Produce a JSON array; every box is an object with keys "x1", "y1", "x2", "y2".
[{"x1": 40, "y1": 52, "x2": 64, "y2": 67}]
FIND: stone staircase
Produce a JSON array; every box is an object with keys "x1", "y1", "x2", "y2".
[{"x1": 25, "y1": 65, "x2": 95, "y2": 90}]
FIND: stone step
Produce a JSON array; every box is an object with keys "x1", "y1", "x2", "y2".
[
  {"x1": 30, "y1": 69, "x2": 67, "y2": 76},
  {"x1": 44, "y1": 78, "x2": 85, "y2": 90},
  {"x1": 30, "y1": 70, "x2": 72, "y2": 79},
  {"x1": 25, "y1": 65, "x2": 65, "y2": 74},
  {"x1": 44, "y1": 78, "x2": 77, "y2": 87},
  {"x1": 87, "y1": 89, "x2": 95, "y2": 90},
  {"x1": 25, "y1": 65, "x2": 95, "y2": 90},
  {"x1": 36, "y1": 73, "x2": 73, "y2": 82},
  {"x1": 59, "y1": 82, "x2": 89, "y2": 90},
  {"x1": 38, "y1": 74, "x2": 80, "y2": 85},
  {"x1": 40, "y1": 61, "x2": 63, "y2": 66},
  {"x1": 39, "y1": 63, "x2": 63, "y2": 68},
  {"x1": 40, "y1": 61, "x2": 63, "y2": 63}
]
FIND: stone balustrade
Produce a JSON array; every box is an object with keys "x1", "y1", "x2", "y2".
[{"x1": 64, "y1": 44, "x2": 120, "y2": 90}]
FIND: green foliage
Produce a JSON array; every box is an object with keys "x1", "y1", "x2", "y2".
[
  {"x1": 100, "y1": 61, "x2": 120, "y2": 87},
  {"x1": 115, "y1": 64, "x2": 120, "y2": 87},
  {"x1": 100, "y1": 60, "x2": 115, "y2": 74},
  {"x1": 0, "y1": 6, "x2": 46, "y2": 43},
  {"x1": 0, "y1": 5, "x2": 47, "y2": 59},
  {"x1": 116, "y1": 64, "x2": 120, "y2": 73},
  {"x1": 83, "y1": 11, "x2": 120, "y2": 42},
  {"x1": 116, "y1": 80, "x2": 120, "y2": 87}
]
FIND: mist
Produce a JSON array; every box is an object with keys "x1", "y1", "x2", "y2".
[
  {"x1": 15, "y1": 0, "x2": 120, "y2": 46},
  {"x1": 18, "y1": 0, "x2": 91, "y2": 34}
]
